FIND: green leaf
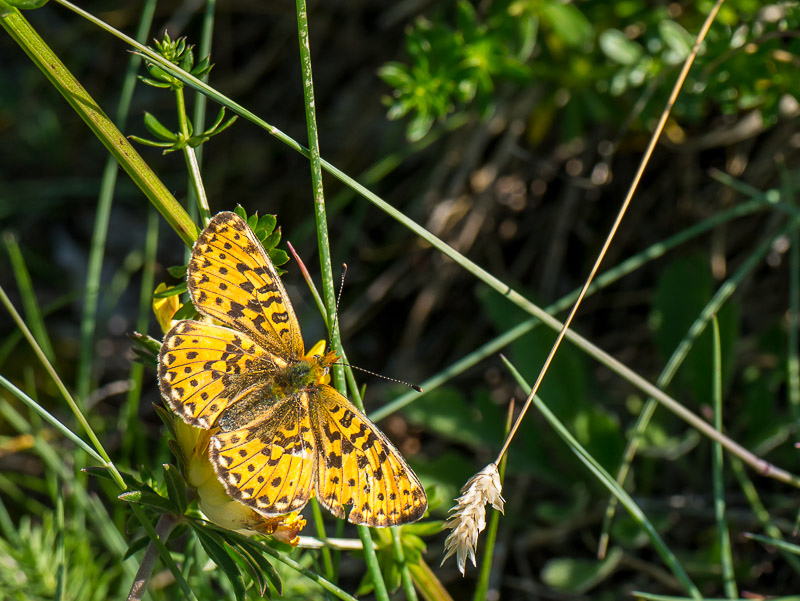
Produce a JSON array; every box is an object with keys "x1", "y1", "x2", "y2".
[
  {"x1": 262, "y1": 227, "x2": 281, "y2": 250},
  {"x1": 226, "y1": 534, "x2": 282, "y2": 595},
  {"x1": 599, "y1": 29, "x2": 643, "y2": 66},
  {"x1": 118, "y1": 490, "x2": 176, "y2": 513},
  {"x1": 162, "y1": 464, "x2": 187, "y2": 514},
  {"x1": 234, "y1": 205, "x2": 247, "y2": 220},
  {"x1": 8, "y1": 0, "x2": 50, "y2": 8},
  {"x1": 651, "y1": 256, "x2": 739, "y2": 407},
  {"x1": 659, "y1": 20, "x2": 693, "y2": 61},
  {"x1": 226, "y1": 544, "x2": 269, "y2": 599},
  {"x1": 172, "y1": 299, "x2": 198, "y2": 321},
  {"x1": 167, "y1": 264, "x2": 188, "y2": 278},
  {"x1": 407, "y1": 109, "x2": 434, "y2": 142},
  {"x1": 268, "y1": 248, "x2": 289, "y2": 267},
  {"x1": 540, "y1": 547, "x2": 623, "y2": 593},
  {"x1": 143, "y1": 112, "x2": 177, "y2": 142},
  {"x1": 122, "y1": 536, "x2": 150, "y2": 561},
  {"x1": 153, "y1": 282, "x2": 187, "y2": 298},
  {"x1": 378, "y1": 63, "x2": 412, "y2": 88},
  {"x1": 541, "y1": 2, "x2": 593, "y2": 48},
  {"x1": 192, "y1": 526, "x2": 247, "y2": 601},
  {"x1": 256, "y1": 214, "x2": 277, "y2": 237}
]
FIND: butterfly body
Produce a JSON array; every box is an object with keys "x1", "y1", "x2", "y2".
[{"x1": 158, "y1": 212, "x2": 426, "y2": 527}]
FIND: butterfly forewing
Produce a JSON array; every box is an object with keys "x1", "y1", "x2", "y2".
[
  {"x1": 188, "y1": 212, "x2": 303, "y2": 357},
  {"x1": 311, "y1": 387, "x2": 427, "y2": 527},
  {"x1": 159, "y1": 211, "x2": 427, "y2": 527},
  {"x1": 210, "y1": 393, "x2": 317, "y2": 516},
  {"x1": 159, "y1": 320, "x2": 283, "y2": 429}
]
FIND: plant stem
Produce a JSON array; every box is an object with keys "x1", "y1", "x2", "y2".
[{"x1": 127, "y1": 513, "x2": 181, "y2": 601}]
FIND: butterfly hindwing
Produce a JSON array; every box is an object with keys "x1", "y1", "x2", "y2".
[
  {"x1": 311, "y1": 386, "x2": 427, "y2": 527},
  {"x1": 188, "y1": 212, "x2": 303, "y2": 357},
  {"x1": 210, "y1": 393, "x2": 317, "y2": 516},
  {"x1": 159, "y1": 320, "x2": 285, "y2": 429},
  {"x1": 158, "y1": 211, "x2": 427, "y2": 527}
]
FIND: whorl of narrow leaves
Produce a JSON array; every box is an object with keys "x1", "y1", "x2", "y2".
[{"x1": 441, "y1": 462, "x2": 504, "y2": 575}]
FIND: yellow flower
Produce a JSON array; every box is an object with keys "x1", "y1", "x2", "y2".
[
  {"x1": 152, "y1": 283, "x2": 181, "y2": 333},
  {"x1": 172, "y1": 417, "x2": 305, "y2": 543}
]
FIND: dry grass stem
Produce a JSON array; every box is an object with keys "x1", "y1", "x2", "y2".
[{"x1": 441, "y1": 463, "x2": 505, "y2": 575}]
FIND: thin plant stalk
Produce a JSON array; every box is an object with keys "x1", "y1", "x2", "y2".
[
  {"x1": 0, "y1": 285, "x2": 122, "y2": 485},
  {"x1": 371, "y1": 194, "x2": 776, "y2": 422},
  {"x1": 729, "y1": 456, "x2": 800, "y2": 575},
  {"x1": 711, "y1": 318, "x2": 737, "y2": 598},
  {"x1": 186, "y1": 0, "x2": 216, "y2": 229},
  {"x1": 310, "y1": 499, "x2": 335, "y2": 583},
  {"x1": 176, "y1": 85, "x2": 210, "y2": 226},
  {"x1": 493, "y1": 0, "x2": 726, "y2": 468},
  {"x1": 3, "y1": 233, "x2": 55, "y2": 363},
  {"x1": 391, "y1": 527, "x2": 418, "y2": 601},
  {"x1": 294, "y1": 1, "x2": 388, "y2": 599}
]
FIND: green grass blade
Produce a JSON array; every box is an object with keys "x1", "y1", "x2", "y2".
[
  {"x1": 3, "y1": 232, "x2": 56, "y2": 363},
  {"x1": 599, "y1": 218, "x2": 800, "y2": 555},
  {"x1": 371, "y1": 196, "x2": 773, "y2": 422},
  {"x1": 391, "y1": 527, "x2": 418, "y2": 601},
  {"x1": 0, "y1": 5, "x2": 198, "y2": 247},
  {"x1": 75, "y1": 0, "x2": 156, "y2": 407},
  {"x1": 0, "y1": 375, "x2": 105, "y2": 466},
  {"x1": 711, "y1": 318, "x2": 736, "y2": 598},
  {"x1": 501, "y1": 356, "x2": 702, "y2": 600}
]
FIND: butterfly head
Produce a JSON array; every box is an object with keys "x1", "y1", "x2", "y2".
[{"x1": 303, "y1": 339, "x2": 339, "y2": 385}]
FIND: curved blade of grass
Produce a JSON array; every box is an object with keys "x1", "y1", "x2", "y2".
[
  {"x1": 372, "y1": 194, "x2": 775, "y2": 422},
  {"x1": 501, "y1": 356, "x2": 702, "y2": 600},
  {"x1": 3, "y1": 232, "x2": 55, "y2": 363},
  {"x1": 598, "y1": 219, "x2": 798, "y2": 556},
  {"x1": 0, "y1": 375, "x2": 105, "y2": 465},
  {"x1": 0, "y1": 4, "x2": 199, "y2": 247},
  {"x1": 711, "y1": 318, "x2": 737, "y2": 598},
  {"x1": 50, "y1": 0, "x2": 800, "y2": 490}
]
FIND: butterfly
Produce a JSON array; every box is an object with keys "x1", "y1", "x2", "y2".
[{"x1": 158, "y1": 211, "x2": 427, "y2": 527}]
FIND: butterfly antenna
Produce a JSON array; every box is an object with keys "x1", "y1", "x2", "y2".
[
  {"x1": 330, "y1": 264, "x2": 347, "y2": 336},
  {"x1": 334, "y1": 361, "x2": 423, "y2": 393}
]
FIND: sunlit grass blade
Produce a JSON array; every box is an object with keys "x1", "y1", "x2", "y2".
[
  {"x1": 0, "y1": 6, "x2": 198, "y2": 247},
  {"x1": 501, "y1": 355, "x2": 702, "y2": 600}
]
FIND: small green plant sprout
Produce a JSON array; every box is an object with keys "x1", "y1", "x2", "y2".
[{"x1": 129, "y1": 31, "x2": 237, "y2": 153}]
